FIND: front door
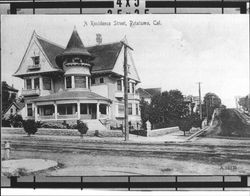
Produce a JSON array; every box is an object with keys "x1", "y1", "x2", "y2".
[{"x1": 89, "y1": 104, "x2": 97, "y2": 119}]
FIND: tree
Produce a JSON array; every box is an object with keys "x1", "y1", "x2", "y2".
[
  {"x1": 202, "y1": 92, "x2": 221, "y2": 123},
  {"x1": 139, "y1": 98, "x2": 150, "y2": 129},
  {"x1": 22, "y1": 119, "x2": 38, "y2": 136},
  {"x1": 146, "y1": 89, "x2": 189, "y2": 129}
]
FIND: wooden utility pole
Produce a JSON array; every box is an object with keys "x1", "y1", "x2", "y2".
[
  {"x1": 198, "y1": 82, "x2": 202, "y2": 120},
  {"x1": 121, "y1": 39, "x2": 133, "y2": 141}
]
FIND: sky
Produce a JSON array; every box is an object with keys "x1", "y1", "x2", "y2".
[{"x1": 1, "y1": 15, "x2": 249, "y2": 108}]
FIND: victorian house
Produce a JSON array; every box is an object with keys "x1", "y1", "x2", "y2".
[{"x1": 13, "y1": 28, "x2": 141, "y2": 129}]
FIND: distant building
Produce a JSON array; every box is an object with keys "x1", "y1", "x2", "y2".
[
  {"x1": 137, "y1": 88, "x2": 161, "y2": 103},
  {"x1": 184, "y1": 95, "x2": 200, "y2": 114},
  {"x1": 13, "y1": 28, "x2": 141, "y2": 128},
  {"x1": 3, "y1": 99, "x2": 25, "y2": 119},
  {"x1": 1, "y1": 81, "x2": 19, "y2": 114}
]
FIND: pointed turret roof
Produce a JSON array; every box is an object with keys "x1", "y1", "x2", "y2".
[
  {"x1": 55, "y1": 28, "x2": 93, "y2": 66},
  {"x1": 63, "y1": 27, "x2": 92, "y2": 57}
]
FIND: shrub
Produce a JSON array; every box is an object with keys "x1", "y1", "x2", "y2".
[
  {"x1": 76, "y1": 120, "x2": 88, "y2": 137},
  {"x1": 22, "y1": 119, "x2": 38, "y2": 136},
  {"x1": 1, "y1": 118, "x2": 11, "y2": 127},
  {"x1": 12, "y1": 114, "x2": 23, "y2": 127}
]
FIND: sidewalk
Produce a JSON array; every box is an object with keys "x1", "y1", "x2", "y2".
[{"x1": 2, "y1": 130, "x2": 250, "y2": 146}]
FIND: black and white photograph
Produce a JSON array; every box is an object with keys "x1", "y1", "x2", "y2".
[{"x1": 1, "y1": 14, "x2": 250, "y2": 177}]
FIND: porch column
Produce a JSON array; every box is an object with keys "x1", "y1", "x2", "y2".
[
  {"x1": 121, "y1": 79, "x2": 124, "y2": 92},
  {"x1": 97, "y1": 102, "x2": 100, "y2": 119},
  {"x1": 72, "y1": 75, "x2": 75, "y2": 88},
  {"x1": 86, "y1": 76, "x2": 88, "y2": 89},
  {"x1": 39, "y1": 77, "x2": 43, "y2": 90},
  {"x1": 108, "y1": 105, "x2": 112, "y2": 119},
  {"x1": 34, "y1": 104, "x2": 38, "y2": 121},
  {"x1": 54, "y1": 103, "x2": 57, "y2": 120},
  {"x1": 77, "y1": 102, "x2": 80, "y2": 119}
]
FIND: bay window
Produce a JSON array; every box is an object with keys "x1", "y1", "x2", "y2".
[
  {"x1": 26, "y1": 79, "x2": 32, "y2": 89},
  {"x1": 66, "y1": 76, "x2": 72, "y2": 88},
  {"x1": 75, "y1": 76, "x2": 86, "y2": 88},
  {"x1": 34, "y1": 78, "x2": 40, "y2": 89}
]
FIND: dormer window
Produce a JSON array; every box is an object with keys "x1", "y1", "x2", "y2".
[
  {"x1": 73, "y1": 57, "x2": 82, "y2": 63},
  {"x1": 32, "y1": 56, "x2": 40, "y2": 66}
]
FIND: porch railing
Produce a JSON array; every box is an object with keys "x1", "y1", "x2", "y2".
[{"x1": 57, "y1": 113, "x2": 78, "y2": 119}]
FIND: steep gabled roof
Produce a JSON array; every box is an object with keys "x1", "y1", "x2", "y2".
[
  {"x1": 36, "y1": 37, "x2": 64, "y2": 69},
  {"x1": 137, "y1": 88, "x2": 153, "y2": 99},
  {"x1": 144, "y1": 88, "x2": 162, "y2": 96},
  {"x1": 87, "y1": 42, "x2": 123, "y2": 72},
  {"x1": 2, "y1": 81, "x2": 18, "y2": 92}
]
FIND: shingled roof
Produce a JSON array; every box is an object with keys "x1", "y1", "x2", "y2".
[
  {"x1": 88, "y1": 42, "x2": 123, "y2": 72},
  {"x1": 32, "y1": 90, "x2": 111, "y2": 102},
  {"x1": 14, "y1": 30, "x2": 125, "y2": 77},
  {"x1": 36, "y1": 37, "x2": 64, "y2": 69}
]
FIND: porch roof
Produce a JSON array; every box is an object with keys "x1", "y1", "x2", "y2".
[{"x1": 32, "y1": 91, "x2": 111, "y2": 103}]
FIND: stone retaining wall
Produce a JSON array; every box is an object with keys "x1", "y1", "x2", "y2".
[
  {"x1": 1, "y1": 127, "x2": 123, "y2": 137},
  {"x1": 147, "y1": 126, "x2": 179, "y2": 137}
]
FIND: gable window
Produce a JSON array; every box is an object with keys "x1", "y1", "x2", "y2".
[
  {"x1": 127, "y1": 64, "x2": 131, "y2": 74},
  {"x1": 10, "y1": 108, "x2": 13, "y2": 114},
  {"x1": 66, "y1": 76, "x2": 72, "y2": 88},
  {"x1": 43, "y1": 77, "x2": 51, "y2": 90},
  {"x1": 100, "y1": 78, "x2": 104, "y2": 84},
  {"x1": 27, "y1": 103, "x2": 33, "y2": 116},
  {"x1": 128, "y1": 103, "x2": 132, "y2": 115},
  {"x1": 91, "y1": 78, "x2": 95, "y2": 85},
  {"x1": 34, "y1": 78, "x2": 40, "y2": 89},
  {"x1": 75, "y1": 76, "x2": 86, "y2": 88},
  {"x1": 26, "y1": 79, "x2": 32, "y2": 89},
  {"x1": 32, "y1": 56, "x2": 40, "y2": 65},
  {"x1": 117, "y1": 80, "x2": 122, "y2": 91}
]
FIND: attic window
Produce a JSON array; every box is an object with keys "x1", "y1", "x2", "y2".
[{"x1": 32, "y1": 56, "x2": 40, "y2": 65}]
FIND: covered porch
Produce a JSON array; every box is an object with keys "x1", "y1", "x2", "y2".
[{"x1": 35, "y1": 101, "x2": 111, "y2": 121}]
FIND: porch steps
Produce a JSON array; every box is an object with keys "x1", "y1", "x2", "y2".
[{"x1": 83, "y1": 119, "x2": 108, "y2": 132}]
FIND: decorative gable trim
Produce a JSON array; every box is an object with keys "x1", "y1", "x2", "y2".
[{"x1": 13, "y1": 31, "x2": 61, "y2": 78}]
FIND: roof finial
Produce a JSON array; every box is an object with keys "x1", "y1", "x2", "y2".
[{"x1": 73, "y1": 25, "x2": 77, "y2": 31}]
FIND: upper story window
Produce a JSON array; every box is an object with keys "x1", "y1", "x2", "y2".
[
  {"x1": 128, "y1": 103, "x2": 132, "y2": 115},
  {"x1": 127, "y1": 82, "x2": 130, "y2": 93},
  {"x1": 66, "y1": 76, "x2": 72, "y2": 88},
  {"x1": 75, "y1": 76, "x2": 86, "y2": 88},
  {"x1": 27, "y1": 103, "x2": 33, "y2": 116},
  {"x1": 26, "y1": 79, "x2": 32, "y2": 89},
  {"x1": 32, "y1": 56, "x2": 40, "y2": 66},
  {"x1": 131, "y1": 83, "x2": 135, "y2": 93},
  {"x1": 117, "y1": 80, "x2": 122, "y2": 91},
  {"x1": 100, "y1": 78, "x2": 104, "y2": 84},
  {"x1": 34, "y1": 78, "x2": 40, "y2": 89},
  {"x1": 43, "y1": 77, "x2": 51, "y2": 90}
]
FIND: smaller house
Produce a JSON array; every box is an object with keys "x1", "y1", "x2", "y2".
[
  {"x1": 3, "y1": 99, "x2": 25, "y2": 119},
  {"x1": 137, "y1": 88, "x2": 162, "y2": 103}
]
